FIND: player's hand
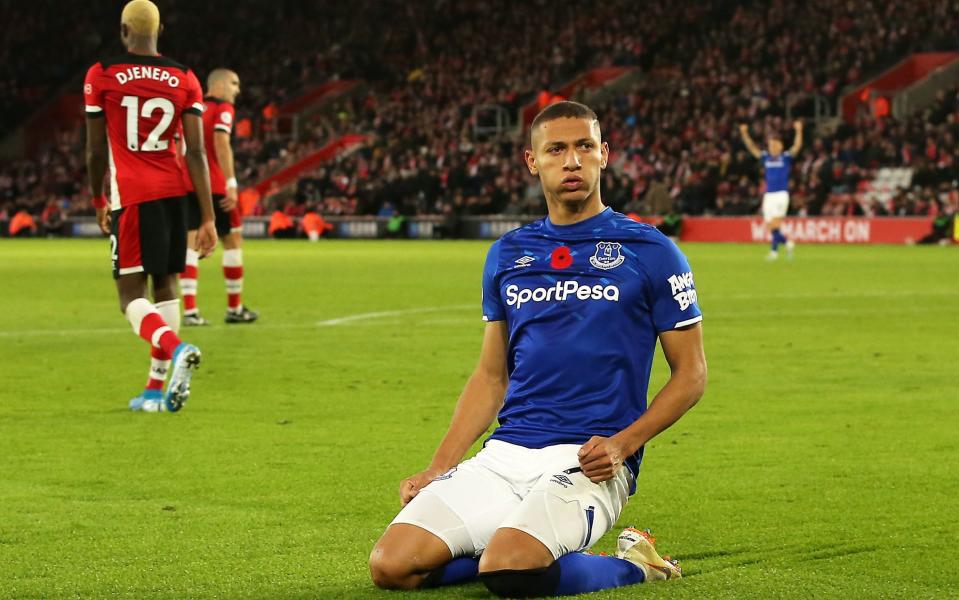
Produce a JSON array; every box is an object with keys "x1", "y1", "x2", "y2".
[
  {"x1": 577, "y1": 435, "x2": 629, "y2": 483},
  {"x1": 793, "y1": 120, "x2": 803, "y2": 130},
  {"x1": 95, "y1": 206, "x2": 110, "y2": 235},
  {"x1": 195, "y1": 220, "x2": 218, "y2": 258},
  {"x1": 220, "y1": 188, "x2": 238, "y2": 212},
  {"x1": 399, "y1": 468, "x2": 446, "y2": 506}
]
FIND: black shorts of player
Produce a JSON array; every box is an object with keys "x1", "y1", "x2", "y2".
[
  {"x1": 186, "y1": 191, "x2": 234, "y2": 237},
  {"x1": 111, "y1": 196, "x2": 187, "y2": 279}
]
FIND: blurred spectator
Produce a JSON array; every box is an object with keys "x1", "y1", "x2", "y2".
[
  {"x1": 40, "y1": 199, "x2": 68, "y2": 236},
  {"x1": 301, "y1": 210, "x2": 333, "y2": 241},
  {"x1": 268, "y1": 210, "x2": 296, "y2": 238},
  {"x1": 9, "y1": 208, "x2": 37, "y2": 237}
]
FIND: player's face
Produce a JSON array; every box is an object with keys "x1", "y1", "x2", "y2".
[
  {"x1": 768, "y1": 138, "x2": 783, "y2": 155},
  {"x1": 525, "y1": 117, "x2": 608, "y2": 206},
  {"x1": 227, "y1": 75, "x2": 241, "y2": 102}
]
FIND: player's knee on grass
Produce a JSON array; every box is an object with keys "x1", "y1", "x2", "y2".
[
  {"x1": 478, "y1": 528, "x2": 553, "y2": 573},
  {"x1": 369, "y1": 523, "x2": 453, "y2": 590},
  {"x1": 368, "y1": 545, "x2": 420, "y2": 590}
]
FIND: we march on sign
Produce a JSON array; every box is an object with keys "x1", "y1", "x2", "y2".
[
  {"x1": 748, "y1": 219, "x2": 870, "y2": 243},
  {"x1": 680, "y1": 217, "x2": 934, "y2": 244}
]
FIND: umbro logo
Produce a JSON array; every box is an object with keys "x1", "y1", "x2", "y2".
[
  {"x1": 551, "y1": 474, "x2": 574, "y2": 488},
  {"x1": 432, "y1": 468, "x2": 457, "y2": 481},
  {"x1": 514, "y1": 256, "x2": 536, "y2": 268}
]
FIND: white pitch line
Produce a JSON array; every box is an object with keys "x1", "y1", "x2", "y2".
[
  {"x1": 0, "y1": 326, "x2": 130, "y2": 338},
  {"x1": 316, "y1": 304, "x2": 475, "y2": 327},
  {"x1": 0, "y1": 290, "x2": 953, "y2": 337},
  {"x1": 0, "y1": 305, "x2": 478, "y2": 337}
]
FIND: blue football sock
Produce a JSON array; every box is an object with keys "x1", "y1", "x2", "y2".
[
  {"x1": 422, "y1": 556, "x2": 479, "y2": 588},
  {"x1": 771, "y1": 228, "x2": 785, "y2": 251},
  {"x1": 479, "y1": 553, "x2": 646, "y2": 597},
  {"x1": 553, "y1": 552, "x2": 646, "y2": 595}
]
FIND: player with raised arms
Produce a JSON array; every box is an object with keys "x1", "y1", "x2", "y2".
[
  {"x1": 740, "y1": 120, "x2": 803, "y2": 260},
  {"x1": 84, "y1": 0, "x2": 217, "y2": 412},
  {"x1": 179, "y1": 68, "x2": 259, "y2": 326},
  {"x1": 369, "y1": 101, "x2": 707, "y2": 597}
]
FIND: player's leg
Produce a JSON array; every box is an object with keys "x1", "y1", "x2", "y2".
[
  {"x1": 480, "y1": 528, "x2": 656, "y2": 597},
  {"x1": 370, "y1": 443, "x2": 523, "y2": 590},
  {"x1": 118, "y1": 272, "x2": 183, "y2": 378},
  {"x1": 153, "y1": 273, "x2": 182, "y2": 367},
  {"x1": 478, "y1": 447, "x2": 676, "y2": 597},
  {"x1": 222, "y1": 207, "x2": 258, "y2": 324},
  {"x1": 768, "y1": 215, "x2": 783, "y2": 246},
  {"x1": 118, "y1": 273, "x2": 178, "y2": 347},
  {"x1": 159, "y1": 197, "x2": 201, "y2": 412},
  {"x1": 181, "y1": 232, "x2": 204, "y2": 324},
  {"x1": 781, "y1": 193, "x2": 795, "y2": 258},
  {"x1": 181, "y1": 193, "x2": 206, "y2": 325},
  {"x1": 221, "y1": 231, "x2": 243, "y2": 315},
  {"x1": 371, "y1": 478, "x2": 508, "y2": 590},
  {"x1": 478, "y1": 468, "x2": 638, "y2": 597},
  {"x1": 768, "y1": 215, "x2": 791, "y2": 259},
  {"x1": 222, "y1": 234, "x2": 258, "y2": 324},
  {"x1": 764, "y1": 192, "x2": 791, "y2": 260},
  {"x1": 113, "y1": 203, "x2": 183, "y2": 361},
  {"x1": 130, "y1": 279, "x2": 180, "y2": 411},
  {"x1": 762, "y1": 193, "x2": 780, "y2": 260},
  {"x1": 369, "y1": 524, "x2": 456, "y2": 590}
]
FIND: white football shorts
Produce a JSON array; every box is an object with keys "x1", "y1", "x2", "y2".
[
  {"x1": 390, "y1": 439, "x2": 633, "y2": 560},
  {"x1": 762, "y1": 191, "x2": 790, "y2": 221}
]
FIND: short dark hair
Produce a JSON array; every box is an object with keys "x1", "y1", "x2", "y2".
[{"x1": 530, "y1": 101, "x2": 599, "y2": 142}]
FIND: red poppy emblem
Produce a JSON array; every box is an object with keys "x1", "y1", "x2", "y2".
[{"x1": 550, "y1": 246, "x2": 573, "y2": 269}]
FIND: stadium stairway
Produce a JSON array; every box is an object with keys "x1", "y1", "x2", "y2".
[
  {"x1": 520, "y1": 67, "x2": 639, "y2": 129},
  {"x1": 840, "y1": 52, "x2": 959, "y2": 122},
  {"x1": 250, "y1": 133, "x2": 370, "y2": 197},
  {"x1": 274, "y1": 80, "x2": 362, "y2": 140}
]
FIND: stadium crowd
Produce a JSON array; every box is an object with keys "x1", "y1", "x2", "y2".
[{"x1": 2, "y1": 0, "x2": 959, "y2": 235}]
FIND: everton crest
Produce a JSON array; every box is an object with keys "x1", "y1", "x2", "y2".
[{"x1": 589, "y1": 242, "x2": 625, "y2": 270}]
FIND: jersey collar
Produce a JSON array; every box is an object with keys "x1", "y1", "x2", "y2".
[{"x1": 542, "y1": 206, "x2": 614, "y2": 236}]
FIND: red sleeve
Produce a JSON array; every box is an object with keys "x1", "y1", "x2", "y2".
[
  {"x1": 83, "y1": 63, "x2": 104, "y2": 118},
  {"x1": 182, "y1": 70, "x2": 204, "y2": 116},
  {"x1": 213, "y1": 102, "x2": 235, "y2": 135}
]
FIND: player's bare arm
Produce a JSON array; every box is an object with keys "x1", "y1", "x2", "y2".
[
  {"x1": 739, "y1": 124, "x2": 762, "y2": 159},
  {"x1": 789, "y1": 120, "x2": 803, "y2": 155},
  {"x1": 182, "y1": 112, "x2": 217, "y2": 256},
  {"x1": 84, "y1": 116, "x2": 110, "y2": 235},
  {"x1": 213, "y1": 130, "x2": 237, "y2": 211},
  {"x1": 400, "y1": 321, "x2": 509, "y2": 505},
  {"x1": 578, "y1": 323, "x2": 707, "y2": 483}
]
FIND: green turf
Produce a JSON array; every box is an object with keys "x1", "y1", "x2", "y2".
[{"x1": 1, "y1": 239, "x2": 957, "y2": 599}]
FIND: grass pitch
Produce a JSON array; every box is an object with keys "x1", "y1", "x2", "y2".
[{"x1": 1, "y1": 239, "x2": 957, "y2": 599}]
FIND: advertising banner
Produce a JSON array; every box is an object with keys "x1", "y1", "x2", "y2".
[{"x1": 680, "y1": 217, "x2": 935, "y2": 244}]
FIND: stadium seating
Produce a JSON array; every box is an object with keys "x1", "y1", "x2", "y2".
[{"x1": 1, "y1": 0, "x2": 958, "y2": 234}]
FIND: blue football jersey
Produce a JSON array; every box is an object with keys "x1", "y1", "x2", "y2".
[
  {"x1": 481, "y1": 207, "x2": 702, "y2": 478},
  {"x1": 761, "y1": 151, "x2": 792, "y2": 193}
]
